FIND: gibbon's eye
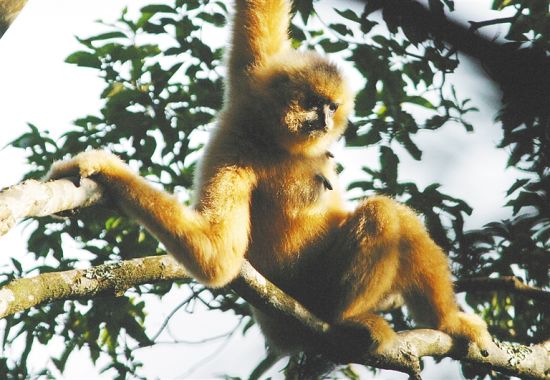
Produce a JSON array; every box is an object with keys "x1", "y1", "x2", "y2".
[
  {"x1": 304, "y1": 94, "x2": 322, "y2": 109},
  {"x1": 328, "y1": 102, "x2": 339, "y2": 113}
]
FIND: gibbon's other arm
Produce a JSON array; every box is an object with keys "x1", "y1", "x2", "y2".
[
  {"x1": 227, "y1": 0, "x2": 291, "y2": 82},
  {"x1": 46, "y1": 150, "x2": 256, "y2": 287}
]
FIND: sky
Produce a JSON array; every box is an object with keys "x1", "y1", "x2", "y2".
[{"x1": 0, "y1": 0, "x2": 519, "y2": 379}]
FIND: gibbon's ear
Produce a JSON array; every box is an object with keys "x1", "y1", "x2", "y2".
[{"x1": 228, "y1": 0, "x2": 292, "y2": 81}]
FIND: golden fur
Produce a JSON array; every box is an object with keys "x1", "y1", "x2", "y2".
[
  {"x1": 0, "y1": 0, "x2": 26, "y2": 31},
  {"x1": 46, "y1": 0, "x2": 491, "y2": 357}
]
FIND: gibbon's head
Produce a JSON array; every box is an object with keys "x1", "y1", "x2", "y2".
[{"x1": 250, "y1": 51, "x2": 354, "y2": 156}]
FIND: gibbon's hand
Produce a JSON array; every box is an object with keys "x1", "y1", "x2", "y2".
[{"x1": 45, "y1": 150, "x2": 126, "y2": 182}]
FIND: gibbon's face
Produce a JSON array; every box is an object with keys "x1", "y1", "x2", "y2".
[
  {"x1": 252, "y1": 52, "x2": 354, "y2": 155},
  {"x1": 283, "y1": 86, "x2": 341, "y2": 136}
]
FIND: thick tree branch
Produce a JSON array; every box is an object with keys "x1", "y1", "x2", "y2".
[
  {"x1": 0, "y1": 178, "x2": 549, "y2": 379},
  {"x1": 0, "y1": 255, "x2": 189, "y2": 318},
  {"x1": 1, "y1": 253, "x2": 548, "y2": 379}
]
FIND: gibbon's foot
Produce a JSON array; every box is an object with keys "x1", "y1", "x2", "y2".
[
  {"x1": 327, "y1": 321, "x2": 373, "y2": 361},
  {"x1": 45, "y1": 150, "x2": 125, "y2": 182},
  {"x1": 440, "y1": 312, "x2": 492, "y2": 357},
  {"x1": 329, "y1": 317, "x2": 398, "y2": 360}
]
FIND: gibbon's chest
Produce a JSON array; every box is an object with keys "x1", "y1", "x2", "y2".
[
  {"x1": 253, "y1": 154, "x2": 337, "y2": 216},
  {"x1": 246, "y1": 153, "x2": 342, "y2": 276}
]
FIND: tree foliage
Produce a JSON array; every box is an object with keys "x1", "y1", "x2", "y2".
[{"x1": 2, "y1": 0, "x2": 548, "y2": 378}]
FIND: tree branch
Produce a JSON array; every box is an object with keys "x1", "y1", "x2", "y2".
[
  {"x1": 0, "y1": 178, "x2": 104, "y2": 236},
  {"x1": 1, "y1": 178, "x2": 549, "y2": 379},
  {"x1": 468, "y1": 17, "x2": 516, "y2": 31},
  {"x1": 0, "y1": 255, "x2": 189, "y2": 318},
  {"x1": 456, "y1": 276, "x2": 550, "y2": 304}
]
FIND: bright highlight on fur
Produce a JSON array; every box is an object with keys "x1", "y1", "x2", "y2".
[{"x1": 46, "y1": 0, "x2": 491, "y2": 359}]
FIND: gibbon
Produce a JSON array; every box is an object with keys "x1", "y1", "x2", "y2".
[{"x1": 46, "y1": 0, "x2": 491, "y2": 359}]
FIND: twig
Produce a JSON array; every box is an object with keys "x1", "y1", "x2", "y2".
[
  {"x1": 148, "y1": 291, "x2": 203, "y2": 344},
  {"x1": 178, "y1": 319, "x2": 242, "y2": 379},
  {"x1": 468, "y1": 17, "x2": 516, "y2": 31}
]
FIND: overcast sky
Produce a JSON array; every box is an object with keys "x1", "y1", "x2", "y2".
[{"x1": 0, "y1": 0, "x2": 518, "y2": 379}]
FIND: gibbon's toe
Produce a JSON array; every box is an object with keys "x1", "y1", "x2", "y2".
[{"x1": 458, "y1": 312, "x2": 493, "y2": 355}]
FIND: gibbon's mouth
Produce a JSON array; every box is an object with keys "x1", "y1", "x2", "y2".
[{"x1": 303, "y1": 120, "x2": 328, "y2": 133}]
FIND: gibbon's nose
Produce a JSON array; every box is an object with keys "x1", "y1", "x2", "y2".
[
  {"x1": 323, "y1": 105, "x2": 334, "y2": 130},
  {"x1": 304, "y1": 111, "x2": 327, "y2": 132}
]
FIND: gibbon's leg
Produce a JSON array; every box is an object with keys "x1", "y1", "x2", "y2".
[
  {"x1": 322, "y1": 196, "x2": 403, "y2": 352},
  {"x1": 397, "y1": 206, "x2": 493, "y2": 354},
  {"x1": 45, "y1": 150, "x2": 256, "y2": 288},
  {"x1": 324, "y1": 196, "x2": 491, "y2": 353}
]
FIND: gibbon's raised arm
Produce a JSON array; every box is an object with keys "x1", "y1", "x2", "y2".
[
  {"x1": 227, "y1": 0, "x2": 292, "y2": 82},
  {"x1": 46, "y1": 150, "x2": 256, "y2": 287}
]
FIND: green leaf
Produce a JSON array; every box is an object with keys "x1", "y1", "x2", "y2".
[
  {"x1": 10, "y1": 258, "x2": 22, "y2": 274},
  {"x1": 334, "y1": 9, "x2": 361, "y2": 23},
  {"x1": 318, "y1": 38, "x2": 348, "y2": 53},
  {"x1": 506, "y1": 178, "x2": 530, "y2": 196},
  {"x1": 443, "y1": 0, "x2": 455, "y2": 11},
  {"x1": 403, "y1": 95, "x2": 435, "y2": 109},
  {"x1": 347, "y1": 125, "x2": 381, "y2": 147},
  {"x1": 214, "y1": 1, "x2": 228, "y2": 14},
  {"x1": 136, "y1": 11, "x2": 155, "y2": 29},
  {"x1": 65, "y1": 51, "x2": 101, "y2": 69},
  {"x1": 329, "y1": 23, "x2": 353, "y2": 36},
  {"x1": 506, "y1": 191, "x2": 542, "y2": 215},
  {"x1": 360, "y1": 19, "x2": 378, "y2": 34},
  {"x1": 190, "y1": 38, "x2": 215, "y2": 65},
  {"x1": 424, "y1": 115, "x2": 448, "y2": 130},
  {"x1": 290, "y1": 23, "x2": 307, "y2": 42},
  {"x1": 80, "y1": 31, "x2": 127, "y2": 43},
  {"x1": 140, "y1": 4, "x2": 177, "y2": 14},
  {"x1": 399, "y1": 132, "x2": 422, "y2": 160},
  {"x1": 197, "y1": 12, "x2": 226, "y2": 27},
  {"x1": 122, "y1": 315, "x2": 152, "y2": 347},
  {"x1": 142, "y1": 21, "x2": 166, "y2": 34},
  {"x1": 355, "y1": 81, "x2": 377, "y2": 116},
  {"x1": 462, "y1": 121, "x2": 474, "y2": 132},
  {"x1": 533, "y1": 221, "x2": 550, "y2": 244},
  {"x1": 294, "y1": 0, "x2": 314, "y2": 24},
  {"x1": 380, "y1": 146, "x2": 399, "y2": 186}
]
